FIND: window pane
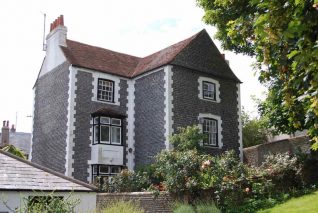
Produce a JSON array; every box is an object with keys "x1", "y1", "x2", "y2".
[
  {"x1": 203, "y1": 82, "x2": 216, "y2": 100},
  {"x1": 92, "y1": 165, "x2": 98, "y2": 174},
  {"x1": 111, "y1": 126, "x2": 121, "y2": 144},
  {"x1": 111, "y1": 166, "x2": 121, "y2": 174},
  {"x1": 100, "y1": 125, "x2": 110, "y2": 143},
  {"x1": 100, "y1": 117, "x2": 110, "y2": 124},
  {"x1": 202, "y1": 118, "x2": 218, "y2": 146},
  {"x1": 111, "y1": 118, "x2": 121, "y2": 126},
  {"x1": 94, "y1": 126, "x2": 99, "y2": 142},
  {"x1": 94, "y1": 117, "x2": 99, "y2": 124},
  {"x1": 97, "y1": 79, "x2": 114, "y2": 102},
  {"x1": 99, "y1": 165, "x2": 109, "y2": 174}
]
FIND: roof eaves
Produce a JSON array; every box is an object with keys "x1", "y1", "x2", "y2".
[{"x1": 0, "y1": 150, "x2": 97, "y2": 191}]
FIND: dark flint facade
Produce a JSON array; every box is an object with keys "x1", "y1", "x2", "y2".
[{"x1": 31, "y1": 24, "x2": 242, "y2": 183}]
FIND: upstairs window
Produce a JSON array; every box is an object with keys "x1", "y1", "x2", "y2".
[
  {"x1": 93, "y1": 116, "x2": 122, "y2": 145},
  {"x1": 203, "y1": 81, "x2": 216, "y2": 101},
  {"x1": 97, "y1": 78, "x2": 114, "y2": 102},
  {"x1": 203, "y1": 118, "x2": 218, "y2": 146},
  {"x1": 198, "y1": 77, "x2": 220, "y2": 103}
]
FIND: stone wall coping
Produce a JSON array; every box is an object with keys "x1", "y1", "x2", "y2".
[
  {"x1": 97, "y1": 191, "x2": 169, "y2": 196},
  {"x1": 243, "y1": 135, "x2": 308, "y2": 151}
]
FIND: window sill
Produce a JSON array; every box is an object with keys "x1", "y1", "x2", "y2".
[
  {"x1": 92, "y1": 98, "x2": 120, "y2": 106},
  {"x1": 92, "y1": 143, "x2": 123, "y2": 146},
  {"x1": 203, "y1": 145, "x2": 221, "y2": 149},
  {"x1": 200, "y1": 97, "x2": 220, "y2": 103}
]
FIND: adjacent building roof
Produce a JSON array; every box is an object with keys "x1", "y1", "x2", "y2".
[
  {"x1": 60, "y1": 29, "x2": 240, "y2": 82},
  {"x1": 0, "y1": 150, "x2": 97, "y2": 191},
  {"x1": 0, "y1": 132, "x2": 31, "y2": 156}
]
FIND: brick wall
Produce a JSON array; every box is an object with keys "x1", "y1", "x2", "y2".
[
  {"x1": 134, "y1": 70, "x2": 166, "y2": 168},
  {"x1": 31, "y1": 62, "x2": 70, "y2": 173},
  {"x1": 243, "y1": 136, "x2": 311, "y2": 166},
  {"x1": 97, "y1": 192, "x2": 173, "y2": 213}
]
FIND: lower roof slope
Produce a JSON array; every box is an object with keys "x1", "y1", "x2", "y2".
[{"x1": 0, "y1": 150, "x2": 96, "y2": 191}]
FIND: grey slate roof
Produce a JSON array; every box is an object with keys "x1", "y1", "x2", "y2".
[
  {"x1": 0, "y1": 150, "x2": 97, "y2": 191},
  {"x1": 7, "y1": 132, "x2": 31, "y2": 156}
]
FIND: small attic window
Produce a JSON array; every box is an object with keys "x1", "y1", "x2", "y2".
[{"x1": 97, "y1": 78, "x2": 114, "y2": 102}]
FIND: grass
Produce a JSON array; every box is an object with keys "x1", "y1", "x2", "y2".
[
  {"x1": 258, "y1": 190, "x2": 318, "y2": 213},
  {"x1": 100, "y1": 200, "x2": 144, "y2": 213},
  {"x1": 173, "y1": 202, "x2": 220, "y2": 213}
]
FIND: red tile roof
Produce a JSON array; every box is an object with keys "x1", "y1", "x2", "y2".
[{"x1": 61, "y1": 30, "x2": 201, "y2": 78}]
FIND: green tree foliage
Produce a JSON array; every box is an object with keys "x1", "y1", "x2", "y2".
[
  {"x1": 242, "y1": 109, "x2": 270, "y2": 147},
  {"x1": 170, "y1": 126, "x2": 206, "y2": 152},
  {"x1": 196, "y1": 0, "x2": 318, "y2": 148},
  {"x1": 1, "y1": 144, "x2": 27, "y2": 159}
]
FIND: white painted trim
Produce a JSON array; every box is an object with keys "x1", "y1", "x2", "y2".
[
  {"x1": 198, "y1": 76, "x2": 221, "y2": 103},
  {"x1": 91, "y1": 71, "x2": 121, "y2": 106},
  {"x1": 65, "y1": 66, "x2": 77, "y2": 177},
  {"x1": 164, "y1": 65, "x2": 174, "y2": 150},
  {"x1": 237, "y1": 84, "x2": 243, "y2": 161},
  {"x1": 133, "y1": 66, "x2": 166, "y2": 81},
  {"x1": 29, "y1": 88, "x2": 35, "y2": 161},
  {"x1": 198, "y1": 113, "x2": 223, "y2": 149},
  {"x1": 87, "y1": 118, "x2": 93, "y2": 183},
  {"x1": 126, "y1": 80, "x2": 136, "y2": 170}
]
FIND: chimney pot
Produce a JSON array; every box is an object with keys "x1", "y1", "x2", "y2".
[
  {"x1": 221, "y1": 54, "x2": 225, "y2": 59},
  {"x1": 60, "y1": 15, "x2": 64, "y2": 25},
  {"x1": 11, "y1": 124, "x2": 16, "y2": 133},
  {"x1": 1, "y1": 120, "x2": 10, "y2": 147}
]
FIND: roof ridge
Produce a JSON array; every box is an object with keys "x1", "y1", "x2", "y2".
[
  {"x1": 61, "y1": 30, "x2": 206, "y2": 78},
  {"x1": 0, "y1": 149, "x2": 97, "y2": 191},
  {"x1": 66, "y1": 39, "x2": 141, "y2": 60},
  {"x1": 130, "y1": 30, "x2": 204, "y2": 77}
]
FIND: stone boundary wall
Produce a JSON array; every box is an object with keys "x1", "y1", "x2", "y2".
[
  {"x1": 97, "y1": 192, "x2": 173, "y2": 213},
  {"x1": 243, "y1": 136, "x2": 311, "y2": 166}
]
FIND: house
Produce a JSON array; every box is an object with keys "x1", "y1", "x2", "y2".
[
  {"x1": 0, "y1": 150, "x2": 97, "y2": 212},
  {"x1": 0, "y1": 120, "x2": 31, "y2": 159},
  {"x1": 30, "y1": 15, "x2": 243, "y2": 183}
]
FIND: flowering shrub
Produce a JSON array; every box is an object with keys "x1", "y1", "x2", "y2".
[
  {"x1": 258, "y1": 152, "x2": 302, "y2": 190},
  {"x1": 102, "y1": 169, "x2": 151, "y2": 192},
  {"x1": 155, "y1": 149, "x2": 211, "y2": 194}
]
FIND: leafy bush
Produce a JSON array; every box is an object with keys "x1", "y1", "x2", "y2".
[
  {"x1": 170, "y1": 126, "x2": 206, "y2": 152},
  {"x1": 102, "y1": 169, "x2": 151, "y2": 192},
  {"x1": 155, "y1": 149, "x2": 209, "y2": 194},
  {"x1": 100, "y1": 200, "x2": 144, "y2": 213},
  {"x1": 259, "y1": 152, "x2": 302, "y2": 190},
  {"x1": 23, "y1": 193, "x2": 79, "y2": 213}
]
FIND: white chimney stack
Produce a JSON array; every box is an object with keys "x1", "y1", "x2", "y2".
[{"x1": 40, "y1": 15, "x2": 67, "y2": 77}]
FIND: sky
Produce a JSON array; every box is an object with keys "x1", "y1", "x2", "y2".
[{"x1": 0, "y1": 0, "x2": 266, "y2": 133}]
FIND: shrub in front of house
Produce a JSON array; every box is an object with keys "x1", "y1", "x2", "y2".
[{"x1": 102, "y1": 169, "x2": 151, "y2": 193}]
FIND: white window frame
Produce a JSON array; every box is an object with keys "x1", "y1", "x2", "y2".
[
  {"x1": 198, "y1": 76, "x2": 220, "y2": 103},
  {"x1": 92, "y1": 71, "x2": 121, "y2": 105},
  {"x1": 93, "y1": 116, "x2": 122, "y2": 145},
  {"x1": 203, "y1": 118, "x2": 218, "y2": 146},
  {"x1": 198, "y1": 113, "x2": 223, "y2": 149},
  {"x1": 97, "y1": 78, "x2": 114, "y2": 102},
  {"x1": 92, "y1": 165, "x2": 122, "y2": 183}
]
